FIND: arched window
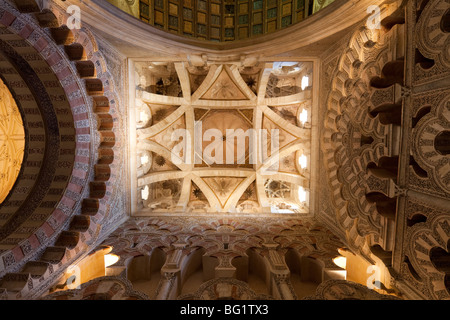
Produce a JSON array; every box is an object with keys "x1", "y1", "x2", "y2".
[{"x1": 434, "y1": 131, "x2": 450, "y2": 155}]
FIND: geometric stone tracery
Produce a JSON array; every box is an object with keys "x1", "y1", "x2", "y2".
[
  {"x1": 134, "y1": 60, "x2": 313, "y2": 215},
  {"x1": 0, "y1": 0, "x2": 448, "y2": 302}
]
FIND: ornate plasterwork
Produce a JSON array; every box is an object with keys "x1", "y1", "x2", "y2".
[
  {"x1": 414, "y1": 0, "x2": 450, "y2": 82},
  {"x1": 412, "y1": 91, "x2": 450, "y2": 195},
  {"x1": 315, "y1": 0, "x2": 450, "y2": 300},
  {"x1": 132, "y1": 60, "x2": 314, "y2": 215},
  {"x1": 320, "y1": 24, "x2": 400, "y2": 257},
  {"x1": 177, "y1": 277, "x2": 272, "y2": 300},
  {"x1": 94, "y1": 216, "x2": 345, "y2": 300},
  {"x1": 404, "y1": 212, "x2": 450, "y2": 300},
  {"x1": 390, "y1": 0, "x2": 450, "y2": 300},
  {"x1": 102, "y1": 216, "x2": 343, "y2": 261},
  {"x1": 303, "y1": 279, "x2": 401, "y2": 300},
  {"x1": 42, "y1": 276, "x2": 148, "y2": 300},
  {"x1": 0, "y1": 0, "x2": 128, "y2": 299}
]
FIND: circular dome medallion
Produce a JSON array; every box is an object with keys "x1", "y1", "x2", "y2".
[{"x1": 0, "y1": 78, "x2": 25, "y2": 204}]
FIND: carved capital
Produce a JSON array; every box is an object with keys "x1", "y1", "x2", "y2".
[
  {"x1": 188, "y1": 54, "x2": 207, "y2": 67},
  {"x1": 162, "y1": 271, "x2": 177, "y2": 281},
  {"x1": 393, "y1": 184, "x2": 408, "y2": 197},
  {"x1": 400, "y1": 86, "x2": 411, "y2": 98},
  {"x1": 273, "y1": 272, "x2": 290, "y2": 284}
]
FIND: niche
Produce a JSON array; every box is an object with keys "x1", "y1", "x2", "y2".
[
  {"x1": 370, "y1": 244, "x2": 392, "y2": 268},
  {"x1": 415, "y1": 49, "x2": 435, "y2": 70},
  {"x1": 430, "y1": 243, "x2": 450, "y2": 273},
  {"x1": 232, "y1": 256, "x2": 249, "y2": 282},
  {"x1": 370, "y1": 59, "x2": 404, "y2": 88},
  {"x1": 430, "y1": 241, "x2": 450, "y2": 294},
  {"x1": 407, "y1": 213, "x2": 427, "y2": 227},
  {"x1": 412, "y1": 105, "x2": 431, "y2": 128},
  {"x1": 285, "y1": 250, "x2": 323, "y2": 299},
  {"x1": 367, "y1": 156, "x2": 399, "y2": 181},
  {"x1": 404, "y1": 256, "x2": 422, "y2": 281},
  {"x1": 369, "y1": 102, "x2": 402, "y2": 125},
  {"x1": 380, "y1": 6, "x2": 405, "y2": 30},
  {"x1": 245, "y1": 248, "x2": 270, "y2": 295},
  {"x1": 434, "y1": 131, "x2": 450, "y2": 155},
  {"x1": 180, "y1": 248, "x2": 217, "y2": 295},
  {"x1": 440, "y1": 9, "x2": 450, "y2": 33},
  {"x1": 360, "y1": 134, "x2": 374, "y2": 147},
  {"x1": 409, "y1": 156, "x2": 428, "y2": 178},
  {"x1": 126, "y1": 248, "x2": 166, "y2": 297},
  {"x1": 365, "y1": 192, "x2": 397, "y2": 221}
]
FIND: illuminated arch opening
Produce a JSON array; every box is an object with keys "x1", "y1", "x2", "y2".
[{"x1": 0, "y1": 78, "x2": 25, "y2": 204}]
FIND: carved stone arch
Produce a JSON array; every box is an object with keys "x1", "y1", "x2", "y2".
[
  {"x1": 125, "y1": 247, "x2": 167, "y2": 298},
  {"x1": 303, "y1": 279, "x2": 401, "y2": 300},
  {"x1": 177, "y1": 277, "x2": 272, "y2": 300},
  {"x1": 321, "y1": 22, "x2": 403, "y2": 261},
  {"x1": 284, "y1": 249, "x2": 323, "y2": 298},
  {"x1": 179, "y1": 247, "x2": 215, "y2": 295},
  {"x1": 230, "y1": 254, "x2": 249, "y2": 281},
  {"x1": 411, "y1": 92, "x2": 450, "y2": 195},
  {"x1": 415, "y1": 0, "x2": 450, "y2": 70},
  {"x1": 405, "y1": 212, "x2": 450, "y2": 299},
  {"x1": 126, "y1": 254, "x2": 153, "y2": 282},
  {"x1": 0, "y1": 3, "x2": 97, "y2": 289},
  {"x1": 42, "y1": 276, "x2": 148, "y2": 300},
  {"x1": 244, "y1": 247, "x2": 271, "y2": 295}
]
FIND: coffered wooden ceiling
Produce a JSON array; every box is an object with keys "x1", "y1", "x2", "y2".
[{"x1": 107, "y1": 0, "x2": 335, "y2": 42}]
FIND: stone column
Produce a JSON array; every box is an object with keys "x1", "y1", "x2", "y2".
[
  {"x1": 155, "y1": 271, "x2": 178, "y2": 300},
  {"x1": 273, "y1": 272, "x2": 297, "y2": 300},
  {"x1": 155, "y1": 242, "x2": 187, "y2": 299},
  {"x1": 262, "y1": 243, "x2": 297, "y2": 300}
]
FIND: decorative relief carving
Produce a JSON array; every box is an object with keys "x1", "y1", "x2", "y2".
[
  {"x1": 320, "y1": 24, "x2": 402, "y2": 258},
  {"x1": 405, "y1": 213, "x2": 450, "y2": 299},
  {"x1": 134, "y1": 61, "x2": 313, "y2": 215},
  {"x1": 177, "y1": 278, "x2": 273, "y2": 300},
  {"x1": 303, "y1": 279, "x2": 401, "y2": 300},
  {"x1": 42, "y1": 276, "x2": 148, "y2": 300},
  {"x1": 415, "y1": 0, "x2": 450, "y2": 82},
  {"x1": 412, "y1": 92, "x2": 450, "y2": 195}
]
